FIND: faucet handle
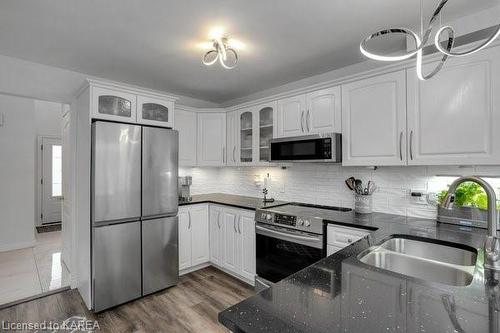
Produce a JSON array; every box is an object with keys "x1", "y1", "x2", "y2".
[
  {"x1": 485, "y1": 236, "x2": 500, "y2": 271},
  {"x1": 442, "y1": 193, "x2": 455, "y2": 209}
]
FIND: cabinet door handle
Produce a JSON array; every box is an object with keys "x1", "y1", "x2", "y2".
[
  {"x1": 217, "y1": 211, "x2": 221, "y2": 229},
  {"x1": 238, "y1": 216, "x2": 242, "y2": 234},
  {"x1": 232, "y1": 146, "x2": 236, "y2": 162},
  {"x1": 233, "y1": 218, "x2": 237, "y2": 233},
  {"x1": 222, "y1": 147, "x2": 226, "y2": 164},
  {"x1": 398, "y1": 284, "x2": 403, "y2": 313},
  {"x1": 306, "y1": 110, "x2": 310, "y2": 132},
  {"x1": 188, "y1": 211, "x2": 192, "y2": 229},
  {"x1": 409, "y1": 130, "x2": 414, "y2": 160},
  {"x1": 300, "y1": 111, "x2": 304, "y2": 132},
  {"x1": 399, "y1": 131, "x2": 403, "y2": 161}
]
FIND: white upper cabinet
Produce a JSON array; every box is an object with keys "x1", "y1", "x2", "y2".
[
  {"x1": 235, "y1": 102, "x2": 277, "y2": 165},
  {"x1": 277, "y1": 87, "x2": 340, "y2": 137},
  {"x1": 407, "y1": 46, "x2": 500, "y2": 165},
  {"x1": 137, "y1": 95, "x2": 174, "y2": 128},
  {"x1": 306, "y1": 86, "x2": 342, "y2": 134},
  {"x1": 239, "y1": 109, "x2": 255, "y2": 164},
  {"x1": 277, "y1": 95, "x2": 307, "y2": 137},
  {"x1": 197, "y1": 113, "x2": 227, "y2": 166},
  {"x1": 256, "y1": 102, "x2": 277, "y2": 163},
  {"x1": 175, "y1": 109, "x2": 197, "y2": 166},
  {"x1": 342, "y1": 70, "x2": 407, "y2": 166},
  {"x1": 89, "y1": 81, "x2": 176, "y2": 126},
  {"x1": 226, "y1": 111, "x2": 239, "y2": 166},
  {"x1": 91, "y1": 86, "x2": 137, "y2": 122}
]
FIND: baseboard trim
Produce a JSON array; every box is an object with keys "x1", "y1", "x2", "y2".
[
  {"x1": 180, "y1": 261, "x2": 255, "y2": 287},
  {"x1": 0, "y1": 239, "x2": 36, "y2": 253},
  {"x1": 210, "y1": 264, "x2": 255, "y2": 287},
  {"x1": 180, "y1": 262, "x2": 211, "y2": 276}
]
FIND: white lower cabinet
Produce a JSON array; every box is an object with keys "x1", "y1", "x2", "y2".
[
  {"x1": 222, "y1": 208, "x2": 240, "y2": 272},
  {"x1": 178, "y1": 204, "x2": 209, "y2": 271},
  {"x1": 326, "y1": 224, "x2": 370, "y2": 255},
  {"x1": 209, "y1": 205, "x2": 224, "y2": 266},
  {"x1": 342, "y1": 262, "x2": 406, "y2": 332},
  {"x1": 209, "y1": 205, "x2": 256, "y2": 283}
]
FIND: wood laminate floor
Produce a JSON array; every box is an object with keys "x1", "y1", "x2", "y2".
[{"x1": 0, "y1": 266, "x2": 254, "y2": 332}]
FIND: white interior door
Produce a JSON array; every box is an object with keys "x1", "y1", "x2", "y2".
[{"x1": 40, "y1": 137, "x2": 63, "y2": 224}]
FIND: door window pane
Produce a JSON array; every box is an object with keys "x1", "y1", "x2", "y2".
[
  {"x1": 240, "y1": 112, "x2": 253, "y2": 162},
  {"x1": 52, "y1": 145, "x2": 62, "y2": 197},
  {"x1": 259, "y1": 107, "x2": 273, "y2": 161}
]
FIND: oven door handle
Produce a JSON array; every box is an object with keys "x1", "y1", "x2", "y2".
[{"x1": 256, "y1": 225, "x2": 322, "y2": 243}]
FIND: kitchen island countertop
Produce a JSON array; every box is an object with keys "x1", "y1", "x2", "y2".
[{"x1": 218, "y1": 206, "x2": 499, "y2": 333}]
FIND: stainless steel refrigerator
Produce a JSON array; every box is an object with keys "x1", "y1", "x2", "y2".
[{"x1": 91, "y1": 121, "x2": 179, "y2": 312}]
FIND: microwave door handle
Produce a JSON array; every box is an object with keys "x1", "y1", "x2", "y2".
[{"x1": 256, "y1": 225, "x2": 321, "y2": 242}]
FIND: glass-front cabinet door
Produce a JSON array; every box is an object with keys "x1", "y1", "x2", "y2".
[
  {"x1": 240, "y1": 111, "x2": 253, "y2": 163},
  {"x1": 137, "y1": 96, "x2": 175, "y2": 128},
  {"x1": 257, "y1": 102, "x2": 277, "y2": 163},
  {"x1": 92, "y1": 87, "x2": 137, "y2": 122}
]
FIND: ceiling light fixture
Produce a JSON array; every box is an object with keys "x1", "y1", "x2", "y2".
[
  {"x1": 360, "y1": 0, "x2": 500, "y2": 80},
  {"x1": 202, "y1": 36, "x2": 239, "y2": 69}
]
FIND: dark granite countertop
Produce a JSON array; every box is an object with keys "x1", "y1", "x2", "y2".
[
  {"x1": 219, "y1": 211, "x2": 500, "y2": 333},
  {"x1": 179, "y1": 193, "x2": 287, "y2": 211}
]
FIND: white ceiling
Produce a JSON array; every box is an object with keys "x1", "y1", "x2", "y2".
[{"x1": 0, "y1": 0, "x2": 498, "y2": 104}]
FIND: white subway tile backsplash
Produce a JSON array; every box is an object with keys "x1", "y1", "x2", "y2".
[{"x1": 180, "y1": 164, "x2": 500, "y2": 219}]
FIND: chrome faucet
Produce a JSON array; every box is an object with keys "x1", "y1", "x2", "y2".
[{"x1": 442, "y1": 176, "x2": 500, "y2": 271}]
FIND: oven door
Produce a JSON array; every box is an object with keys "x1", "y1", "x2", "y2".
[{"x1": 256, "y1": 223, "x2": 324, "y2": 284}]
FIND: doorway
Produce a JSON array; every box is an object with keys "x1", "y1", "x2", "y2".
[{"x1": 38, "y1": 136, "x2": 63, "y2": 225}]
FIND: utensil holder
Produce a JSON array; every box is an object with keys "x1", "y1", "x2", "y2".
[{"x1": 355, "y1": 194, "x2": 373, "y2": 214}]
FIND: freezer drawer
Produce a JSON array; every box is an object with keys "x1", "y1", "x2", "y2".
[
  {"x1": 93, "y1": 221, "x2": 142, "y2": 312},
  {"x1": 142, "y1": 216, "x2": 179, "y2": 295},
  {"x1": 142, "y1": 127, "x2": 179, "y2": 218},
  {"x1": 92, "y1": 121, "x2": 142, "y2": 223}
]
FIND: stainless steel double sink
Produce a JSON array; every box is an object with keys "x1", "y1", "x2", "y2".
[{"x1": 358, "y1": 237, "x2": 477, "y2": 287}]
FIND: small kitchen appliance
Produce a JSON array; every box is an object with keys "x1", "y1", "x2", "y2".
[{"x1": 178, "y1": 176, "x2": 193, "y2": 202}]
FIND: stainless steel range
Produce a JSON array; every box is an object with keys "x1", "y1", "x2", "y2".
[{"x1": 254, "y1": 203, "x2": 352, "y2": 291}]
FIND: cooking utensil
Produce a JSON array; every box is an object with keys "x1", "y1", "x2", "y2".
[
  {"x1": 345, "y1": 177, "x2": 356, "y2": 191},
  {"x1": 355, "y1": 179, "x2": 363, "y2": 195},
  {"x1": 367, "y1": 181, "x2": 376, "y2": 195}
]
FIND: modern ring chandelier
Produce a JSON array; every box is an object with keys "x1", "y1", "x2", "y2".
[
  {"x1": 202, "y1": 36, "x2": 238, "y2": 69},
  {"x1": 360, "y1": 0, "x2": 500, "y2": 80}
]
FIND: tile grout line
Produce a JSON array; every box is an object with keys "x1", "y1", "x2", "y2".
[{"x1": 32, "y1": 246, "x2": 44, "y2": 293}]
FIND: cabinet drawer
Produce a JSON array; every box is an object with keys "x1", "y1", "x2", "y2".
[{"x1": 327, "y1": 225, "x2": 369, "y2": 248}]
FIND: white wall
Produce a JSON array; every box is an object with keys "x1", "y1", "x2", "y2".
[
  {"x1": 180, "y1": 165, "x2": 500, "y2": 220},
  {"x1": 0, "y1": 95, "x2": 64, "y2": 252},
  {"x1": 0, "y1": 53, "x2": 219, "y2": 108},
  {"x1": 0, "y1": 94, "x2": 36, "y2": 251}
]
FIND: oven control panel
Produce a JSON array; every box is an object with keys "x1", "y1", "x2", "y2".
[
  {"x1": 255, "y1": 209, "x2": 320, "y2": 233},
  {"x1": 275, "y1": 214, "x2": 296, "y2": 227}
]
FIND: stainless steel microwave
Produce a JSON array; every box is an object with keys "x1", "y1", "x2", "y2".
[{"x1": 270, "y1": 133, "x2": 342, "y2": 162}]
